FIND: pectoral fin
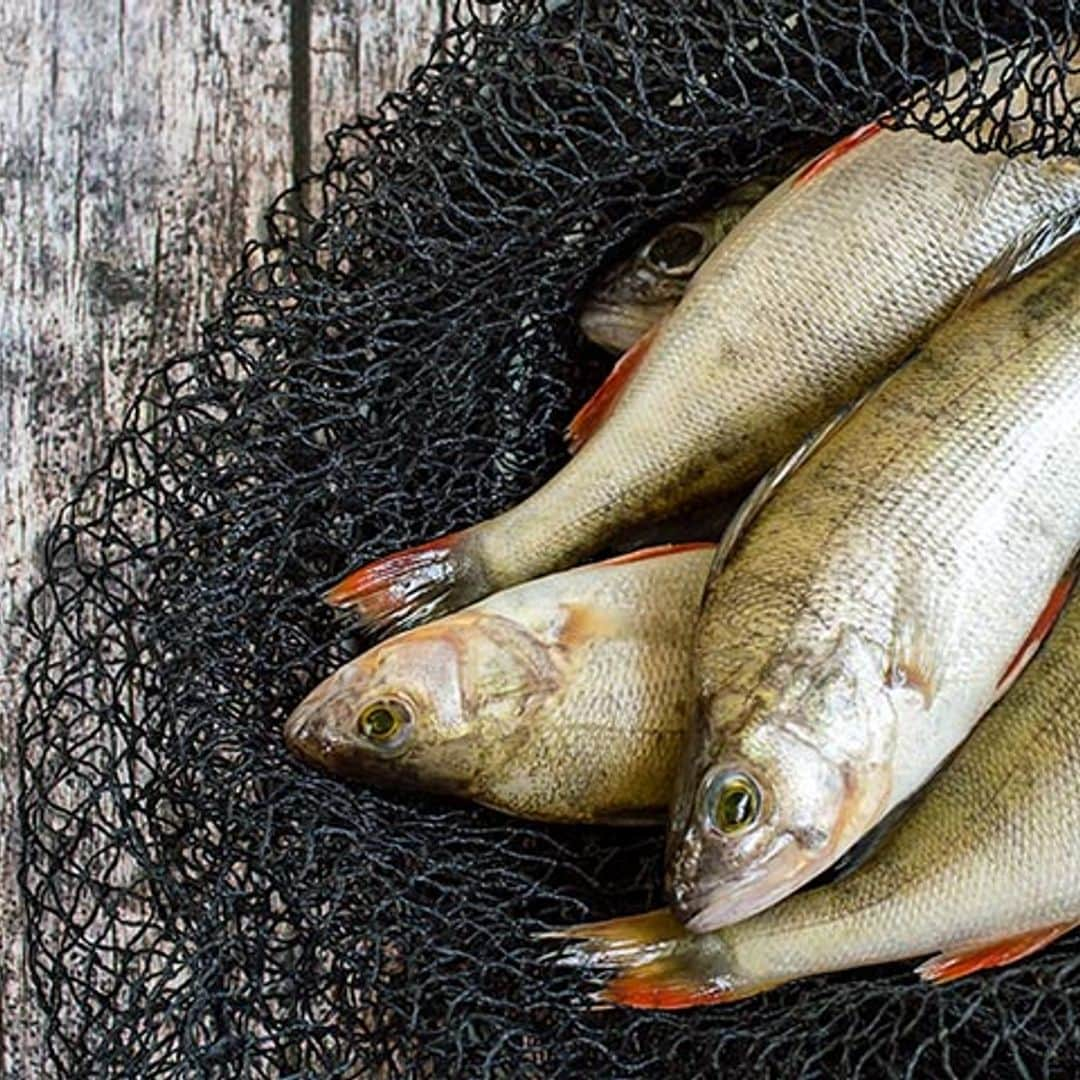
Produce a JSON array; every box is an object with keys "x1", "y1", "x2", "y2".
[{"x1": 916, "y1": 922, "x2": 1077, "y2": 986}]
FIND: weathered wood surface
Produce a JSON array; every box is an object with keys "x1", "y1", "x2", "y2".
[{"x1": 0, "y1": 2, "x2": 445, "y2": 1073}]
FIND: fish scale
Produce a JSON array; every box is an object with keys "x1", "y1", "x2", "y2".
[
  {"x1": 668, "y1": 239, "x2": 1080, "y2": 933},
  {"x1": 579, "y1": 174, "x2": 787, "y2": 355},
  {"x1": 552, "y1": 589, "x2": 1080, "y2": 1008},
  {"x1": 287, "y1": 545, "x2": 713, "y2": 824},
  {"x1": 324, "y1": 48, "x2": 1080, "y2": 636}
]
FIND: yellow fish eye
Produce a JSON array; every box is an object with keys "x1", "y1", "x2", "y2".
[
  {"x1": 357, "y1": 700, "x2": 410, "y2": 744},
  {"x1": 703, "y1": 770, "x2": 762, "y2": 835}
]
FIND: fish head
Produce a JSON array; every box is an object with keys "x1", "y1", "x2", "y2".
[
  {"x1": 666, "y1": 629, "x2": 896, "y2": 931},
  {"x1": 580, "y1": 219, "x2": 718, "y2": 353},
  {"x1": 283, "y1": 612, "x2": 560, "y2": 800}
]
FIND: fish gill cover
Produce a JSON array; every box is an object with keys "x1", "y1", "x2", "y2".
[{"x1": 18, "y1": 2, "x2": 1080, "y2": 1076}]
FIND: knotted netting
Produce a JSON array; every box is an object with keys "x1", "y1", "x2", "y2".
[{"x1": 18, "y1": 2, "x2": 1080, "y2": 1075}]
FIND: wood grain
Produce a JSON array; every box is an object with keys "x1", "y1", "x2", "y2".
[{"x1": 0, "y1": 2, "x2": 443, "y2": 1073}]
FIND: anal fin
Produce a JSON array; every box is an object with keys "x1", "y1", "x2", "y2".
[
  {"x1": 567, "y1": 323, "x2": 661, "y2": 453},
  {"x1": 916, "y1": 922, "x2": 1077, "y2": 986}
]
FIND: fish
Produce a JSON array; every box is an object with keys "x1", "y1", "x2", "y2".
[
  {"x1": 579, "y1": 175, "x2": 785, "y2": 354},
  {"x1": 286, "y1": 543, "x2": 713, "y2": 824},
  {"x1": 324, "y1": 44, "x2": 1080, "y2": 635},
  {"x1": 667, "y1": 238, "x2": 1080, "y2": 933},
  {"x1": 544, "y1": 578, "x2": 1080, "y2": 1010}
]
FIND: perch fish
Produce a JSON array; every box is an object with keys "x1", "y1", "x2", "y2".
[
  {"x1": 286, "y1": 544, "x2": 712, "y2": 824},
  {"x1": 547, "y1": 587, "x2": 1080, "y2": 1009},
  {"x1": 324, "y1": 47, "x2": 1080, "y2": 634},
  {"x1": 668, "y1": 238, "x2": 1080, "y2": 932},
  {"x1": 579, "y1": 175, "x2": 785, "y2": 354}
]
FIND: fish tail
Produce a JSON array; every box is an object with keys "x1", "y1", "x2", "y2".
[
  {"x1": 323, "y1": 528, "x2": 485, "y2": 633},
  {"x1": 537, "y1": 908, "x2": 686, "y2": 950},
  {"x1": 539, "y1": 908, "x2": 769, "y2": 1011}
]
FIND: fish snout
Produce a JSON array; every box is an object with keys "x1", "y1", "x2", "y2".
[
  {"x1": 283, "y1": 703, "x2": 336, "y2": 768},
  {"x1": 666, "y1": 827, "x2": 713, "y2": 925},
  {"x1": 579, "y1": 302, "x2": 656, "y2": 355}
]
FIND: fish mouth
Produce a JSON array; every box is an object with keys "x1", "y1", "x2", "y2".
[
  {"x1": 282, "y1": 705, "x2": 307, "y2": 747},
  {"x1": 282, "y1": 702, "x2": 353, "y2": 774},
  {"x1": 675, "y1": 876, "x2": 792, "y2": 933},
  {"x1": 670, "y1": 837, "x2": 817, "y2": 932},
  {"x1": 578, "y1": 303, "x2": 658, "y2": 354}
]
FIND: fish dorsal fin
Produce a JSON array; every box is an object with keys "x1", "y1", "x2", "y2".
[
  {"x1": 792, "y1": 121, "x2": 884, "y2": 187},
  {"x1": 712, "y1": 399, "x2": 863, "y2": 573},
  {"x1": 567, "y1": 322, "x2": 662, "y2": 453},
  {"x1": 970, "y1": 205, "x2": 1080, "y2": 303}
]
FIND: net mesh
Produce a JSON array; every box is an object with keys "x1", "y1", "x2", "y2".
[{"x1": 18, "y1": 2, "x2": 1080, "y2": 1076}]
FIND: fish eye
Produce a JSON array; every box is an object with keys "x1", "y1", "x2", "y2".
[
  {"x1": 645, "y1": 225, "x2": 709, "y2": 275},
  {"x1": 357, "y1": 699, "x2": 411, "y2": 746},
  {"x1": 702, "y1": 770, "x2": 762, "y2": 835}
]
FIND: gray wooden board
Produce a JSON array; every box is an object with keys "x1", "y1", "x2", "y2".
[{"x1": 0, "y1": 1, "x2": 446, "y2": 1073}]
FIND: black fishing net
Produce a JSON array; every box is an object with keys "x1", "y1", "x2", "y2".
[{"x1": 18, "y1": 2, "x2": 1080, "y2": 1076}]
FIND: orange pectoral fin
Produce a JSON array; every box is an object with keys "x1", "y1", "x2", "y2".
[
  {"x1": 996, "y1": 567, "x2": 1079, "y2": 701},
  {"x1": 916, "y1": 923, "x2": 1078, "y2": 986},
  {"x1": 566, "y1": 323, "x2": 661, "y2": 453},
  {"x1": 792, "y1": 121, "x2": 883, "y2": 187}
]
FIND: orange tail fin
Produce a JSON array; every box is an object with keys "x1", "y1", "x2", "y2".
[
  {"x1": 323, "y1": 529, "x2": 479, "y2": 633},
  {"x1": 916, "y1": 922, "x2": 1077, "y2": 986},
  {"x1": 566, "y1": 323, "x2": 660, "y2": 453},
  {"x1": 538, "y1": 908, "x2": 770, "y2": 1011}
]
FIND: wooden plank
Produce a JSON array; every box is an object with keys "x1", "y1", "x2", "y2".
[
  {"x1": 0, "y1": 1, "x2": 444, "y2": 1073},
  {"x1": 308, "y1": 0, "x2": 447, "y2": 152}
]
